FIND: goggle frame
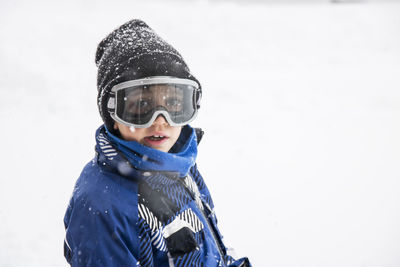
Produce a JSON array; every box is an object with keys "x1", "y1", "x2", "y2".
[{"x1": 107, "y1": 76, "x2": 201, "y2": 128}]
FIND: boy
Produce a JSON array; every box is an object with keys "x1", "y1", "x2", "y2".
[{"x1": 63, "y1": 19, "x2": 251, "y2": 267}]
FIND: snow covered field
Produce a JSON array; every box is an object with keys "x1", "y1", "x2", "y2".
[{"x1": 1, "y1": 0, "x2": 400, "y2": 266}]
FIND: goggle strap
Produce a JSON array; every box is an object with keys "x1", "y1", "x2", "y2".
[
  {"x1": 107, "y1": 96, "x2": 115, "y2": 112},
  {"x1": 195, "y1": 89, "x2": 202, "y2": 108}
]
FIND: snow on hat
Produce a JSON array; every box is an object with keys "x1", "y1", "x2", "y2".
[{"x1": 95, "y1": 19, "x2": 201, "y2": 132}]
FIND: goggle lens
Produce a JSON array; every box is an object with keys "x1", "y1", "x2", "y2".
[{"x1": 114, "y1": 83, "x2": 197, "y2": 127}]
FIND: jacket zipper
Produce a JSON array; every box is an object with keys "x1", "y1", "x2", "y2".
[{"x1": 178, "y1": 178, "x2": 227, "y2": 267}]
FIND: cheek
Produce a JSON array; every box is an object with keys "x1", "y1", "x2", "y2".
[
  {"x1": 119, "y1": 127, "x2": 146, "y2": 142},
  {"x1": 170, "y1": 127, "x2": 182, "y2": 143}
]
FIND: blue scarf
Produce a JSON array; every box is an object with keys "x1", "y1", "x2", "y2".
[{"x1": 104, "y1": 125, "x2": 198, "y2": 177}]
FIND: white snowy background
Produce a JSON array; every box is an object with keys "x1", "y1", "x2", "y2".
[{"x1": 1, "y1": 0, "x2": 399, "y2": 266}]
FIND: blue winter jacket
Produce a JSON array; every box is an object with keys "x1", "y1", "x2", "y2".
[{"x1": 64, "y1": 125, "x2": 251, "y2": 267}]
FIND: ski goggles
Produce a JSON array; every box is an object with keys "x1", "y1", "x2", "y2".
[{"x1": 107, "y1": 76, "x2": 201, "y2": 128}]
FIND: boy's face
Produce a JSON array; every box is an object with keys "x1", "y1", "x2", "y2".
[{"x1": 114, "y1": 115, "x2": 182, "y2": 152}]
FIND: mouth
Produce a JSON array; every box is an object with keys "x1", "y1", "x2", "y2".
[
  {"x1": 144, "y1": 134, "x2": 169, "y2": 146},
  {"x1": 147, "y1": 135, "x2": 167, "y2": 141}
]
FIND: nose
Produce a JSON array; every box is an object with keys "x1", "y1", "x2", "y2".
[{"x1": 152, "y1": 114, "x2": 169, "y2": 126}]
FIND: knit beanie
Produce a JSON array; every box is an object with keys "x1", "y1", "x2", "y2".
[{"x1": 95, "y1": 19, "x2": 201, "y2": 132}]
